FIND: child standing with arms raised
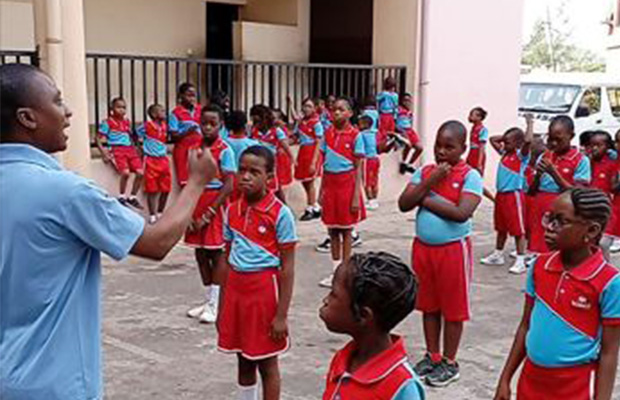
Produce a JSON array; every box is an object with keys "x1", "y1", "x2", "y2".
[
  {"x1": 466, "y1": 106, "x2": 489, "y2": 176},
  {"x1": 398, "y1": 121, "x2": 483, "y2": 387},
  {"x1": 218, "y1": 146, "x2": 297, "y2": 400},
  {"x1": 169, "y1": 83, "x2": 202, "y2": 187},
  {"x1": 96, "y1": 97, "x2": 144, "y2": 208},
  {"x1": 494, "y1": 188, "x2": 620, "y2": 400},
  {"x1": 318, "y1": 98, "x2": 366, "y2": 288}
]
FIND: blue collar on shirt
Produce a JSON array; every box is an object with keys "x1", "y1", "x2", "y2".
[{"x1": 0, "y1": 143, "x2": 63, "y2": 171}]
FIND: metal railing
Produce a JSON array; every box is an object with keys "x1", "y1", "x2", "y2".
[
  {"x1": 86, "y1": 52, "x2": 407, "y2": 144},
  {"x1": 0, "y1": 49, "x2": 39, "y2": 66}
]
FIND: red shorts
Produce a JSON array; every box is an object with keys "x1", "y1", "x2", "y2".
[
  {"x1": 276, "y1": 149, "x2": 293, "y2": 187},
  {"x1": 295, "y1": 144, "x2": 322, "y2": 182},
  {"x1": 364, "y1": 157, "x2": 380, "y2": 191},
  {"x1": 321, "y1": 171, "x2": 366, "y2": 229},
  {"x1": 172, "y1": 133, "x2": 202, "y2": 186},
  {"x1": 184, "y1": 189, "x2": 225, "y2": 249},
  {"x1": 378, "y1": 114, "x2": 395, "y2": 153},
  {"x1": 528, "y1": 192, "x2": 559, "y2": 254},
  {"x1": 406, "y1": 129, "x2": 420, "y2": 146},
  {"x1": 517, "y1": 359, "x2": 596, "y2": 400},
  {"x1": 524, "y1": 194, "x2": 536, "y2": 238},
  {"x1": 217, "y1": 268, "x2": 289, "y2": 360},
  {"x1": 144, "y1": 156, "x2": 171, "y2": 194},
  {"x1": 466, "y1": 148, "x2": 486, "y2": 177},
  {"x1": 111, "y1": 146, "x2": 142, "y2": 174},
  {"x1": 412, "y1": 238, "x2": 473, "y2": 322},
  {"x1": 494, "y1": 191, "x2": 526, "y2": 237}
]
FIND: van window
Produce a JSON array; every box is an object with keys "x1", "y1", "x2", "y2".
[
  {"x1": 609, "y1": 87, "x2": 620, "y2": 118},
  {"x1": 519, "y1": 83, "x2": 580, "y2": 113},
  {"x1": 577, "y1": 87, "x2": 602, "y2": 116}
]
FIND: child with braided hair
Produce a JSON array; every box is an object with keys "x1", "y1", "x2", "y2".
[
  {"x1": 495, "y1": 188, "x2": 620, "y2": 400},
  {"x1": 320, "y1": 252, "x2": 425, "y2": 400}
]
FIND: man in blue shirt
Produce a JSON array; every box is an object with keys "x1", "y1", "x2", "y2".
[{"x1": 0, "y1": 64, "x2": 216, "y2": 400}]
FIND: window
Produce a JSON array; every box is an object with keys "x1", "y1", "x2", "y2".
[
  {"x1": 609, "y1": 87, "x2": 620, "y2": 118},
  {"x1": 577, "y1": 87, "x2": 602, "y2": 116}
]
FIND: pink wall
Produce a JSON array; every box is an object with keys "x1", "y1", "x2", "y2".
[{"x1": 418, "y1": 0, "x2": 524, "y2": 186}]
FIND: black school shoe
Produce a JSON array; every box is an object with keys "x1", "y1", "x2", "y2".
[
  {"x1": 300, "y1": 209, "x2": 315, "y2": 221},
  {"x1": 425, "y1": 359, "x2": 460, "y2": 387},
  {"x1": 118, "y1": 197, "x2": 129, "y2": 207},
  {"x1": 413, "y1": 353, "x2": 439, "y2": 378},
  {"x1": 126, "y1": 197, "x2": 144, "y2": 210}
]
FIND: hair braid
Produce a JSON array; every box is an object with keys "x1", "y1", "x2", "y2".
[{"x1": 570, "y1": 188, "x2": 612, "y2": 243}]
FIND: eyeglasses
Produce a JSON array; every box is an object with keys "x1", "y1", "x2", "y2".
[{"x1": 541, "y1": 212, "x2": 587, "y2": 231}]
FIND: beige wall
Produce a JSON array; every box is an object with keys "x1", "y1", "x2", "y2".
[
  {"x1": 0, "y1": 0, "x2": 34, "y2": 50},
  {"x1": 241, "y1": 0, "x2": 297, "y2": 26}
]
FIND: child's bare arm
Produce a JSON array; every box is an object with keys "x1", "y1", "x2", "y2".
[
  {"x1": 521, "y1": 114, "x2": 534, "y2": 157},
  {"x1": 272, "y1": 247, "x2": 295, "y2": 341},
  {"x1": 494, "y1": 298, "x2": 533, "y2": 400},
  {"x1": 489, "y1": 135, "x2": 503, "y2": 155},
  {"x1": 421, "y1": 192, "x2": 481, "y2": 223},
  {"x1": 280, "y1": 138, "x2": 296, "y2": 164},
  {"x1": 95, "y1": 135, "x2": 112, "y2": 163},
  {"x1": 596, "y1": 325, "x2": 620, "y2": 400},
  {"x1": 351, "y1": 158, "x2": 363, "y2": 213},
  {"x1": 398, "y1": 164, "x2": 450, "y2": 212}
]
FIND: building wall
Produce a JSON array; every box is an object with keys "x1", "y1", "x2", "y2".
[
  {"x1": 418, "y1": 0, "x2": 525, "y2": 187},
  {"x1": 241, "y1": 0, "x2": 297, "y2": 26},
  {"x1": 0, "y1": 1, "x2": 34, "y2": 50}
]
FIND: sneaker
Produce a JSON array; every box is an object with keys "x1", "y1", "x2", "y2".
[
  {"x1": 127, "y1": 197, "x2": 144, "y2": 210},
  {"x1": 118, "y1": 197, "x2": 129, "y2": 207},
  {"x1": 509, "y1": 259, "x2": 528, "y2": 275},
  {"x1": 319, "y1": 274, "x2": 334, "y2": 288},
  {"x1": 425, "y1": 360, "x2": 460, "y2": 388},
  {"x1": 403, "y1": 164, "x2": 416, "y2": 174},
  {"x1": 300, "y1": 209, "x2": 315, "y2": 221},
  {"x1": 315, "y1": 238, "x2": 331, "y2": 253},
  {"x1": 352, "y1": 233, "x2": 363, "y2": 248},
  {"x1": 367, "y1": 200, "x2": 379, "y2": 211},
  {"x1": 480, "y1": 251, "x2": 505, "y2": 266},
  {"x1": 399, "y1": 162, "x2": 409, "y2": 175},
  {"x1": 148, "y1": 215, "x2": 157, "y2": 224},
  {"x1": 413, "y1": 353, "x2": 439, "y2": 378},
  {"x1": 611, "y1": 240, "x2": 620, "y2": 253},
  {"x1": 187, "y1": 303, "x2": 207, "y2": 319},
  {"x1": 198, "y1": 304, "x2": 216, "y2": 324},
  {"x1": 509, "y1": 250, "x2": 518, "y2": 259}
]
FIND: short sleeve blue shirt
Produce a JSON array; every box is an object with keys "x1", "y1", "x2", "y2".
[{"x1": 0, "y1": 144, "x2": 145, "y2": 400}]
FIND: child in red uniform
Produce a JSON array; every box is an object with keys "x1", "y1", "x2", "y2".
[
  {"x1": 169, "y1": 83, "x2": 202, "y2": 187},
  {"x1": 140, "y1": 104, "x2": 171, "y2": 224},
  {"x1": 377, "y1": 77, "x2": 399, "y2": 152},
  {"x1": 466, "y1": 106, "x2": 489, "y2": 176},
  {"x1": 481, "y1": 115, "x2": 533, "y2": 274},
  {"x1": 528, "y1": 116, "x2": 591, "y2": 254},
  {"x1": 359, "y1": 116, "x2": 381, "y2": 210},
  {"x1": 398, "y1": 120, "x2": 483, "y2": 387},
  {"x1": 290, "y1": 97, "x2": 324, "y2": 221},
  {"x1": 320, "y1": 252, "x2": 425, "y2": 400},
  {"x1": 185, "y1": 105, "x2": 236, "y2": 324},
  {"x1": 609, "y1": 129, "x2": 620, "y2": 252},
  {"x1": 523, "y1": 136, "x2": 547, "y2": 247},
  {"x1": 96, "y1": 97, "x2": 144, "y2": 208},
  {"x1": 494, "y1": 188, "x2": 620, "y2": 400},
  {"x1": 273, "y1": 108, "x2": 294, "y2": 190},
  {"x1": 218, "y1": 145, "x2": 297, "y2": 400},
  {"x1": 396, "y1": 93, "x2": 423, "y2": 175},
  {"x1": 318, "y1": 98, "x2": 366, "y2": 288}
]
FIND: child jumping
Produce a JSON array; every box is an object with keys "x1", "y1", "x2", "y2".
[
  {"x1": 480, "y1": 114, "x2": 533, "y2": 274},
  {"x1": 398, "y1": 120, "x2": 483, "y2": 387},
  {"x1": 494, "y1": 188, "x2": 620, "y2": 400},
  {"x1": 218, "y1": 145, "x2": 297, "y2": 400},
  {"x1": 318, "y1": 98, "x2": 366, "y2": 288},
  {"x1": 320, "y1": 252, "x2": 425, "y2": 400},
  {"x1": 96, "y1": 97, "x2": 144, "y2": 208},
  {"x1": 140, "y1": 104, "x2": 171, "y2": 223},
  {"x1": 185, "y1": 105, "x2": 236, "y2": 323}
]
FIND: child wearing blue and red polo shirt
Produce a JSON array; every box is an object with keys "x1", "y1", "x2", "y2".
[
  {"x1": 223, "y1": 111, "x2": 259, "y2": 203},
  {"x1": 377, "y1": 77, "x2": 399, "y2": 153},
  {"x1": 608, "y1": 130, "x2": 620, "y2": 250},
  {"x1": 139, "y1": 104, "x2": 171, "y2": 224},
  {"x1": 481, "y1": 115, "x2": 534, "y2": 274},
  {"x1": 318, "y1": 98, "x2": 366, "y2": 288},
  {"x1": 466, "y1": 106, "x2": 489, "y2": 176},
  {"x1": 218, "y1": 145, "x2": 297, "y2": 400},
  {"x1": 495, "y1": 188, "x2": 620, "y2": 400},
  {"x1": 359, "y1": 115, "x2": 380, "y2": 211},
  {"x1": 528, "y1": 116, "x2": 591, "y2": 254},
  {"x1": 320, "y1": 252, "x2": 425, "y2": 400},
  {"x1": 185, "y1": 105, "x2": 236, "y2": 324},
  {"x1": 273, "y1": 108, "x2": 294, "y2": 191},
  {"x1": 169, "y1": 83, "x2": 202, "y2": 187},
  {"x1": 398, "y1": 120, "x2": 483, "y2": 387},
  {"x1": 96, "y1": 97, "x2": 144, "y2": 208},
  {"x1": 396, "y1": 93, "x2": 423, "y2": 175}
]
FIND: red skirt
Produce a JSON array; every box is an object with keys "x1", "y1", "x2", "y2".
[
  {"x1": 528, "y1": 192, "x2": 559, "y2": 254},
  {"x1": 517, "y1": 359, "x2": 596, "y2": 400},
  {"x1": 525, "y1": 194, "x2": 536, "y2": 239},
  {"x1": 364, "y1": 157, "x2": 380, "y2": 191},
  {"x1": 466, "y1": 148, "x2": 486, "y2": 177},
  {"x1": 494, "y1": 191, "x2": 526, "y2": 237},
  {"x1": 172, "y1": 132, "x2": 202, "y2": 186},
  {"x1": 321, "y1": 171, "x2": 366, "y2": 229},
  {"x1": 217, "y1": 268, "x2": 289, "y2": 360},
  {"x1": 606, "y1": 195, "x2": 620, "y2": 238},
  {"x1": 276, "y1": 149, "x2": 293, "y2": 187},
  {"x1": 295, "y1": 144, "x2": 322, "y2": 181},
  {"x1": 184, "y1": 189, "x2": 225, "y2": 249}
]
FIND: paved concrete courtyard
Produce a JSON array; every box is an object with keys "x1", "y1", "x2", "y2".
[{"x1": 102, "y1": 199, "x2": 620, "y2": 399}]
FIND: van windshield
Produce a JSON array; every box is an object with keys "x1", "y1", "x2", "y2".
[{"x1": 519, "y1": 83, "x2": 580, "y2": 113}]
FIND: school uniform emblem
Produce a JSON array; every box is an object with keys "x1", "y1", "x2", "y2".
[
  {"x1": 258, "y1": 225, "x2": 267, "y2": 234},
  {"x1": 562, "y1": 168, "x2": 571, "y2": 174},
  {"x1": 571, "y1": 295, "x2": 591, "y2": 310},
  {"x1": 452, "y1": 182, "x2": 460, "y2": 189}
]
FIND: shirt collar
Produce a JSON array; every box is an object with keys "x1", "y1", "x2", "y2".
[
  {"x1": 330, "y1": 335, "x2": 409, "y2": 385},
  {"x1": 0, "y1": 143, "x2": 63, "y2": 171},
  {"x1": 239, "y1": 191, "x2": 278, "y2": 213},
  {"x1": 548, "y1": 147, "x2": 580, "y2": 162},
  {"x1": 543, "y1": 248, "x2": 607, "y2": 281}
]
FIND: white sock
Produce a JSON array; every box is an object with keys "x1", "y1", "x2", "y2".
[
  {"x1": 119, "y1": 194, "x2": 127, "y2": 199},
  {"x1": 204, "y1": 285, "x2": 212, "y2": 302},
  {"x1": 156, "y1": 213, "x2": 162, "y2": 220},
  {"x1": 210, "y1": 285, "x2": 220, "y2": 305},
  {"x1": 332, "y1": 259, "x2": 341, "y2": 271},
  {"x1": 313, "y1": 203, "x2": 321, "y2": 211},
  {"x1": 492, "y1": 249, "x2": 504, "y2": 257},
  {"x1": 149, "y1": 215, "x2": 157, "y2": 224},
  {"x1": 515, "y1": 254, "x2": 527, "y2": 263},
  {"x1": 306, "y1": 205, "x2": 314, "y2": 212},
  {"x1": 238, "y1": 384, "x2": 258, "y2": 400},
  {"x1": 129, "y1": 195, "x2": 137, "y2": 200}
]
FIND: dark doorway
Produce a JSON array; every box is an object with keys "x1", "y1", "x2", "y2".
[
  {"x1": 309, "y1": 0, "x2": 373, "y2": 64},
  {"x1": 206, "y1": 3, "x2": 238, "y2": 98}
]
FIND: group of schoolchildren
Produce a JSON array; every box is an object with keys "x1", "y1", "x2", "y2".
[{"x1": 95, "y1": 77, "x2": 620, "y2": 400}]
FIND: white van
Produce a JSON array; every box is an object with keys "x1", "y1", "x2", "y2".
[{"x1": 518, "y1": 73, "x2": 620, "y2": 140}]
